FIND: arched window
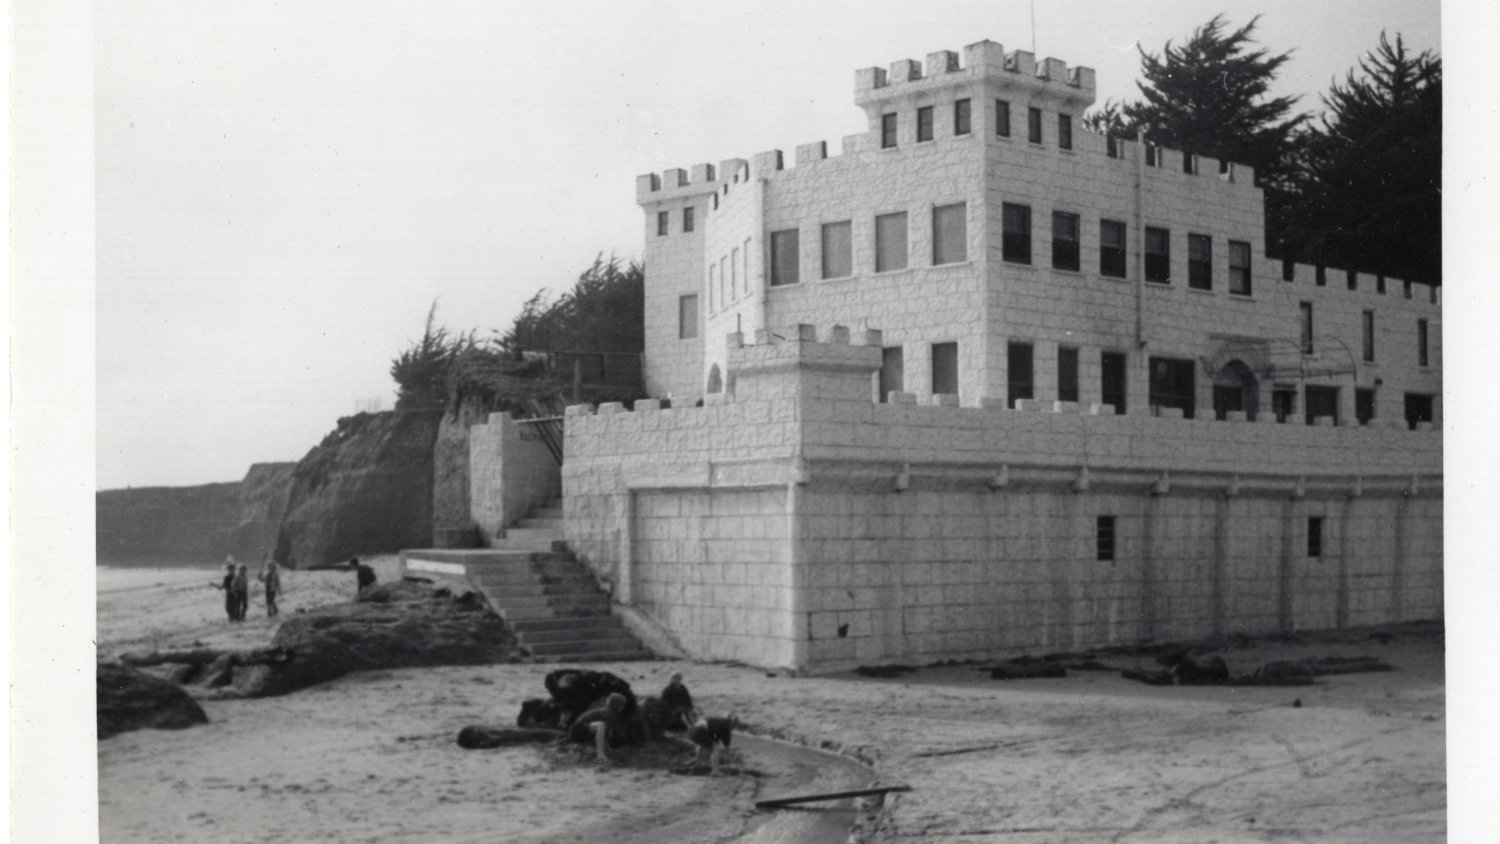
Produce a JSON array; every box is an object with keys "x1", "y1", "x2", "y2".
[{"x1": 707, "y1": 364, "x2": 723, "y2": 394}]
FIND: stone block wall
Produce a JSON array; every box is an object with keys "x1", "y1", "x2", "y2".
[{"x1": 468, "y1": 412, "x2": 561, "y2": 544}]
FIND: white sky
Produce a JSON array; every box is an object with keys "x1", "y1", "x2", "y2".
[{"x1": 95, "y1": 0, "x2": 1441, "y2": 489}]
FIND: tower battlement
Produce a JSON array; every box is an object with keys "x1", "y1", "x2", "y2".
[{"x1": 856, "y1": 40, "x2": 1095, "y2": 108}]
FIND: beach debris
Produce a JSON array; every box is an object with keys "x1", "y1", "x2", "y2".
[
  {"x1": 455, "y1": 726, "x2": 562, "y2": 749},
  {"x1": 1156, "y1": 649, "x2": 1230, "y2": 685},
  {"x1": 990, "y1": 661, "x2": 1067, "y2": 680},
  {"x1": 756, "y1": 785, "x2": 912, "y2": 809},
  {"x1": 856, "y1": 665, "x2": 919, "y2": 679},
  {"x1": 97, "y1": 662, "x2": 209, "y2": 740},
  {"x1": 544, "y1": 668, "x2": 638, "y2": 725}
]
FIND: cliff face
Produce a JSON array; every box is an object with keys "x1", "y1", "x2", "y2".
[
  {"x1": 274, "y1": 410, "x2": 443, "y2": 569},
  {"x1": 96, "y1": 462, "x2": 296, "y2": 567}
]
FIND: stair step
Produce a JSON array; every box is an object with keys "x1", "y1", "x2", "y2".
[
  {"x1": 504, "y1": 527, "x2": 564, "y2": 540},
  {"x1": 485, "y1": 592, "x2": 611, "y2": 610},
  {"x1": 516, "y1": 625, "x2": 635, "y2": 645},
  {"x1": 485, "y1": 538, "x2": 564, "y2": 552},
  {"x1": 515, "y1": 517, "x2": 563, "y2": 529},
  {"x1": 526, "y1": 639, "x2": 654, "y2": 657},
  {"x1": 530, "y1": 506, "x2": 564, "y2": 519},
  {"x1": 493, "y1": 606, "x2": 556, "y2": 621},
  {"x1": 510, "y1": 616, "x2": 623, "y2": 633}
]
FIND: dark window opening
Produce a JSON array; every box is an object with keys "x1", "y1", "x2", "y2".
[
  {"x1": 1096, "y1": 516, "x2": 1116, "y2": 561},
  {"x1": 770, "y1": 229, "x2": 799, "y2": 286},
  {"x1": 995, "y1": 99, "x2": 1011, "y2": 137},
  {"x1": 1052, "y1": 211, "x2": 1080, "y2": 271},
  {"x1": 1183, "y1": 153, "x2": 1197, "y2": 174},
  {"x1": 1028, "y1": 107, "x2": 1043, "y2": 144},
  {"x1": 682, "y1": 206, "x2": 695, "y2": 233},
  {"x1": 1106, "y1": 136, "x2": 1121, "y2": 158},
  {"x1": 1145, "y1": 227, "x2": 1170, "y2": 283},
  {"x1": 1007, "y1": 342, "x2": 1033, "y2": 408},
  {"x1": 1100, "y1": 220, "x2": 1127, "y2": 278},
  {"x1": 1308, "y1": 517, "x2": 1323, "y2": 558},
  {"x1": 1305, "y1": 385, "x2": 1339, "y2": 425},
  {"x1": 1058, "y1": 113, "x2": 1073, "y2": 150},
  {"x1": 1282, "y1": 258, "x2": 1295, "y2": 282},
  {"x1": 1229, "y1": 241, "x2": 1252, "y2": 296},
  {"x1": 1404, "y1": 393, "x2": 1433, "y2": 429},
  {"x1": 1002, "y1": 203, "x2": 1032, "y2": 264},
  {"x1": 1058, "y1": 346, "x2": 1079, "y2": 402},
  {"x1": 879, "y1": 346, "x2": 904, "y2": 402},
  {"x1": 954, "y1": 99, "x2": 971, "y2": 135},
  {"x1": 931, "y1": 342, "x2": 959, "y2": 396},
  {"x1": 881, "y1": 113, "x2": 897, "y2": 149},
  {"x1": 1146, "y1": 145, "x2": 1159, "y2": 167},
  {"x1": 1347, "y1": 269, "x2": 1358, "y2": 290},
  {"x1": 1101, "y1": 351, "x2": 1127, "y2": 414},
  {"x1": 1316, "y1": 265, "x2": 1327, "y2": 286},
  {"x1": 821, "y1": 221, "x2": 852, "y2": 279},
  {"x1": 1377, "y1": 275, "x2": 1386, "y2": 294},
  {"x1": 875, "y1": 212, "x2": 908, "y2": 273},
  {"x1": 1272, "y1": 388, "x2": 1297, "y2": 423},
  {"x1": 657, "y1": 211, "x2": 669, "y2": 236},
  {"x1": 678, "y1": 294, "x2": 698, "y2": 339},
  {"x1": 1417, "y1": 318, "x2": 1429, "y2": 367},
  {"x1": 1430, "y1": 285, "x2": 1437, "y2": 304},
  {"x1": 1356, "y1": 388, "x2": 1375, "y2": 425},
  {"x1": 932, "y1": 203, "x2": 967, "y2": 265},
  {"x1": 917, "y1": 106, "x2": 934, "y2": 142},
  {"x1": 1299, "y1": 302, "x2": 1314, "y2": 353},
  {"x1": 1149, "y1": 356, "x2": 1196, "y2": 418},
  {"x1": 1213, "y1": 386, "x2": 1243, "y2": 420},
  {"x1": 1403, "y1": 280, "x2": 1412, "y2": 299},
  {"x1": 1188, "y1": 233, "x2": 1212, "y2": 290},
  {"x1": 1362, "y1": 310, "x2": 1375, "y2": 361}
]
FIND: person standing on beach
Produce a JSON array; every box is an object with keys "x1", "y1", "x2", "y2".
[
  {"x1": 258, "y1": 557, "x2": 282, "y2": 618},
  {"x1": 349, "y1": 557, "x2": 376, "y2": 595},
  {"x1": 232, "y1": 564, "x2": 251, "y2": 622},
  {"x1": 210, "y1": 560, "x2": 239, "y2": 622}
]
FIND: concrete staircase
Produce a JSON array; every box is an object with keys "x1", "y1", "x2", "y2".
[{"x1": 401, "y1": 499, "x2": 651, "y2": 662}]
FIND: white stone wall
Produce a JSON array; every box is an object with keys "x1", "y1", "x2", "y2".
[{"x1": 468, "y1": 412, "x2": 561, "y2": 544}]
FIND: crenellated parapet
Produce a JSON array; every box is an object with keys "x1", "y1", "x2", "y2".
[
  {"x1": 855, "y1": 39, "x2": 1096, "y2": 109},
  {"x1": 636, "y1": 161, "x2": 722, "y2": 204}
]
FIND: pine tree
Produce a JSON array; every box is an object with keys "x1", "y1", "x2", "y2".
[{"x1": 1288, "y1": 33, "x2": 1441, "y2": 284}]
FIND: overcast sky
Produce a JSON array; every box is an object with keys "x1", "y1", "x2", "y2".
[{"x1": 95, "y1": 0, "x2": 1441, "y2": 489}]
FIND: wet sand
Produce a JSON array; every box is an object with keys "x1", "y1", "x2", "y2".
[{"x1": 98, "y1": 561, "x2": 1445, "y2": 843}]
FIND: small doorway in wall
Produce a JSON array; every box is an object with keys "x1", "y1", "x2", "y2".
[
  {"x1": 1211, "y1": 359, "x2": 1259, "y2": 420},
  {"x1": 707, "y1": 364, "x2": 722, "y2": 394},
  {"x1": 879, "y1": 347, "x2": 904, "y2": 402}
]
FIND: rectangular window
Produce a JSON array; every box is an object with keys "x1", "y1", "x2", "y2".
[
  {"x1": 1188, "y1": 234, "x2": 1212, "y2": 290},
  {"x1": 1149, "y1": 357, "x2": 1196, "y2": 418},
  {"x1": 875, "y1": 212, "x2": 908, "y2": 272},
  {"x1": 1106, "y1": 136, "x2": 1121, "y2": 159},
  {"x1": 1027, "y1": 107, "x2": 1043, "y2": 144},
  {"x1": 1404, "y1": 393, "x2": 1433, "y2": 429},
  {"x1": 1145, "y1": 227, "x2": 1170, "y2": 283},
  {"x1": 995, "y1": 99, "x2": 1011, "y2": 137},
  {"x1": 932, "y1": 203, "x2": 967, "y2": 265},
  {"x1": 1057, "y1": 346, "x2": 1079, "y2": 402},
  {"x1": 1305, "y1": 385, "x2": 1339, "y2": 425},
  {"x1": 881, "y1": 113, "x2": 897, "y2": 149},
  {"x1": 1315, "y1": 265, "x2": 1327, "y2": 286},
  {"x1": 879, "y1": 346, "x2": 904, "y2": 402},
  {"x1": 1145, "y1": 145, "x2": 1160, "y2": 167},
  {"x1": 1002, "y1": 203, "x2": 1032, "y2": 264},
  {"x1": 1183, "y1": 153, "x2": 1197, "y2": 175},
  {"x1": 1052, "y1": 211, "x2": 1080, "y2": 271},
  {"x1": 1307, "y1": 517, "x2": 1323, "y2": 558},
  {"x1": 1347, "y1": 269, "x2": 1358, "y2": 290},
  {"x1": 917, "y1": 106, "x2": 934, "y2": 142},
  {"x1": 1100, "y1": 220, "x2": 1127, "y2": 278},
  {"x1": 1229, "y1": 241, "x2": 1252, "y2": 295},
  {"x1": 1356, "y1": 388, "x2": 1375, "y2": 425},
  {"x1": 1417, "y1": 319, "x2": 1429, "y2": 367},
  {"x1": 1362, "y1": 310, "x2": 1375, "y2": 361},
  {"x1": 657, "y1": 211, "x2": 669, "y2": 236},
  {"x1": 1213, "y1": 384, "x2": 1244, "y2": 420},
  {"x1": 1403, "y1": 280, "x2": 1412, "y2": 299},
  {"x1": 954, "y1": 99, "x2": 971, "y2": 135},
  {"x1": 770, "y1": 229, "x2": 799, "y2": 286},
  {"x1": 1007, "y1": 342, "x2": 1034, "y2": 408},
  {"x1": 1096, "y1": 516, "x2": 1116, "y2": 562},
  {"x1": 1377, "y1": 275, "x2": 1386, "y2": 294},
  {"x1": 682, "y1": 206, "x2": 695, "y2": 233},
  {"x1": 1300, "y1": 302, "x2": 1314, "y2": 353},
  {"x1": 731, "y1": 248, "x2": 739, "y2": 296},
  {"x1": 931, "y1": 342, "x2": 959, "y2": 396},
  {"x1": 1430, "y1": 285, "x2": 1437, "y2": 304},
  {"x1": 1282, "y1": 258, "x2": 1295, "y2": 282},
  {"x1": 1058, "y1": 113, "x2": 1073, "y2": 150},
  {"x1": 821, "y1": 221, "x2": 852, "y2": 279},
  {"x1": 678, "y1": 294, "x2": 698, "y2": 339},
  {"x1": 1101, "y1": 351, "x2": 1127, "y2": 414},
  {"x1": 1272, "y1": 388, "x2": 1296, "y2": 423}
]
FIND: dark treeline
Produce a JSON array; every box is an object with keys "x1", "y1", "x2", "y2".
[{"x1": 1085, "y1": 17, "x2": 1440, "y2": 285}]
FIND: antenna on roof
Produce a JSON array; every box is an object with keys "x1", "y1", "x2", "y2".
[{"x1": 1030, "y1": 0, "x2": 1037, "y2": 54}]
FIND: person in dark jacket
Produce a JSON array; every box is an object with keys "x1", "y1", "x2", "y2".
[
  {"x1": 348, "y1": 557, "x2": 376, "y2": 594},
  {"x1": 232, "y1": 564, "x2": 251, "y2": 621},
  {"x1": 210, "y1": 561, "x2": 238, "y2": 622},
  {"x1": 661, "y1": 672, "x2": 696, "y2": 731},
  {"x1": 258, "y1": 558, "x2": 282, "y2": 618}
]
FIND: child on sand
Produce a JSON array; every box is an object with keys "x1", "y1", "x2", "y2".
[
  {"x1": 568, "y1": 693, "x2": 627, "y2": 763},
  {"x1": 661, "y1": 672, "x2": 696, "y2": 731},
  {"x1": 349, "y1": 557, "x2": 377, "y2": 594}
]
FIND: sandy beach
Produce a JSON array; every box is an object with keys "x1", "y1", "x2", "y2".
[{"x1": 98, "y1": 560, "x2": 1445, "y2": 843}]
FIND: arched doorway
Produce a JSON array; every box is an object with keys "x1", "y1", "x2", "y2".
[
  {"x1": 1212, "y1": 359, "x2": 1259, "y2": 420},
  {"x1": 706, "y1": 364, "x2": 722, "y2": 394}
]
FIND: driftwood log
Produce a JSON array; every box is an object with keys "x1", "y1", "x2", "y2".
[{"x1": 119, "y1": 646, "x2": 293, "y2": 669}]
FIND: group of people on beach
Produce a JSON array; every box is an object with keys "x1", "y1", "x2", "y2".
[{"x1": 210, "y1": 556, "x2": 281, "y2": 622}]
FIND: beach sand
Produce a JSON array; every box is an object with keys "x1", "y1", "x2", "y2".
[{"x1": 98, "y1": 561, "x2": 1445, "y2": 843}]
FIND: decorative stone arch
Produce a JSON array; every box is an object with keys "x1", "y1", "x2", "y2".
[
  {"x1": 1211, "y1": 358, "x2": 1260, "y2": 420},
  {"x1": 706, "y1": 364, "x2": 723, "y2": 394}
]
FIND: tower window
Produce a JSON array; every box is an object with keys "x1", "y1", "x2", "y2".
[
  {"x1": 1417, "y1": 318, "x2": 1429, "y2": 367},
  {"x1": 1188, "y1": 234, "x2": 1212, "y2": 290},
  {"x1": 932, "y1": 203, "x2": 967, "y2": 265},
  {"x1": 1100, "y1": 220, "x2": 1127, "y2": 278},
  {"x1": 1027, "y1": 107, "x2": 1043, "y2": 144},
  {"x1": 657, "y1": 211, "x2": 669, "y2": 236},
  {"x1": 1362, "y1": 310, "x2": 1375, "y2": 361},
  {"x1": 770, "y1": 229, "x2": 799, "y2": 286},
  {"x1": 1007, "y1": 342, "x2": 1033, "y2": 408},
  {"x1": 1145, "y1": 227, "x2": 1170, "y2": 283},
  {"x1": 678, "y1": 294, "x2": 698, "y2": 339},
  {"x1": 995, "y1": 99, "x2": 1011, "y2": 137},
  {"x1": 1058, "y1": 346, "x2": 1079, "y2": 402},
  {"x1": 1300, "y1": 302, "x2": 1314, "y2": 353},
  {"x1": 1307, "y1": 517, "x2": 1323, "y2": 558},
  {"x1": 1096, "y1": 516, "x2": 1116, "y2": 561},
  {"x1": 917, "y1": 106, "x2": 934, "y2": 142},
  {"x1": 1229, "y1": 241, "x2": 1252, "y2": 296},
  {"x1": 881, "y1": 113, "x2": 897, "y2": 149},
  {"x1": 682, "y1": 206, "x2": 695, "y2": 233},
  {"x1": 1058, "y1": 113, "x2": 1073, "y2": 150},
  {"x1": 954, "y1": 99, "x2": 971, "y2": 135},
  {"x1": 821, "y1": 221, "x2": 852, "y2": 279},
  {"x1": 1002, "y1": 203, "x2": 1032, "y2": 264},
  {"x1": 931, "y1": 342, "x2": 959, "y2": 396},
  {"x1": 875, "y1": 212, "x2": 908, "y2": 272},
  {"x1": 1052, "y1": 211, "x2": 1080, "y2": 271}
]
